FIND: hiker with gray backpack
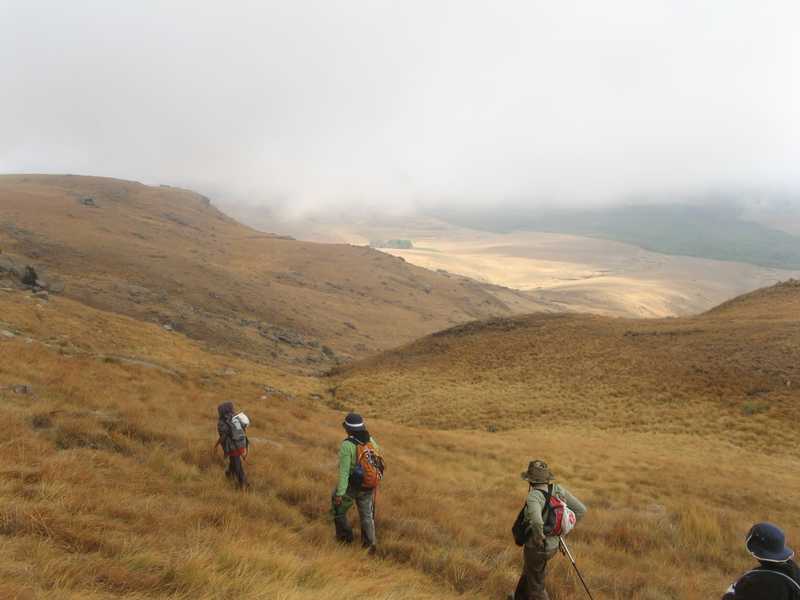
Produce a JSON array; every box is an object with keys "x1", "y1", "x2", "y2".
[
  {"x1": 722, "y1": 522, "x2": 800, "y2": 599},
  {"x1": 214, "y1": 402, "x2": 250, "y2": 489},
  {"x1": 331, "y1": 412, "x2": 385, "y2": 554},
  {"x1": 510, "y1": 460, "x2": 588, "y2": 600}
]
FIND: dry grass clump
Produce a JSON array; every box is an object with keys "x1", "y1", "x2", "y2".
[{"x1": 2, "y1": 288, "x2": 799, "y2": 599}]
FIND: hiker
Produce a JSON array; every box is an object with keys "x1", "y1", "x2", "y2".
[
  {"x1": 722, "y1": 522, "x2": 800, "y2": 599},
  {"x1": 214, "y1": 402, "x2": 249, "y2": 488},
  {"x1": 511, "y1": 460, "x2": 587, "y2": 600},
  {"x1": 331, "y1": 412, "x2": 384, "y2": 554}
]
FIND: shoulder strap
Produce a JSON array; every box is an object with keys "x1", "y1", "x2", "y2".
[
  {"x1": 744, "y1": 569, "x2": 800, "y2": 593},
  {"x1": 530, "y1": 485, "x2": 552, "y2": 516}
]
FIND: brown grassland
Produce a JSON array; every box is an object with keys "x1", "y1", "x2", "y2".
[
  {"x1": 1, "y1": 176, "x2": 799, "y2": 599},
  {"x1": 0, "y1": 175, "x2": 541, "y2": 366},
  {"x1": 2, "y1": 285, "x2": 799, "y2": 599}
]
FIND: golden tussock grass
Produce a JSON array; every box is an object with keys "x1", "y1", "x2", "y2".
[{"x1": 1, "y1": 288, "x2": 799, "y2": 599}]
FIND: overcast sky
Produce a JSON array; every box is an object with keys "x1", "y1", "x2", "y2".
[{"x1": 1, "y1": 1, "x2": 798, "y2": 216}]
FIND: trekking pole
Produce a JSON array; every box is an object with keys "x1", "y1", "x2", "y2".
[{"x1": 559, "y1": 537, "x2": 595, "y2": 600}]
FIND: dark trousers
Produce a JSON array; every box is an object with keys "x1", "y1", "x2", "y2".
[
  {"x1": 514, "y1": 544, "x2": 558, "y2": 600},
  {"x1": 226, "y1": 454, "x2": 248, "y2": 488}
]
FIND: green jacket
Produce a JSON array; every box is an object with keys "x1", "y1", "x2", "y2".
[
  {"x1": 524, "y1": 483, "x2": 587, "y2": 551},
  {"x1": 335, "y1": 436, "x2": 379, "y2": 497}
]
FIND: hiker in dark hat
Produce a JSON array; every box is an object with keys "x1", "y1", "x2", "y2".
[
  {"x1": 511, "y1": 460, "x2": 587, "y2": 600},
  {"x1": 331, "y1": 412, "x2": 384, "y2": 554},
  {"x1": 214, "y1": 402, "x2": 248, "y2": 488},
  {"x1": 723, "y1": 522, "x2": 800, "y2": 599}
]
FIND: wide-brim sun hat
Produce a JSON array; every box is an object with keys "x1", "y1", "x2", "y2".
[
  {"x1": 342, "y1": 412, "x2": 366, "y2": 430},
  {"x1": 521, "y1": 460, "x2": 555, "y2": 483},
  {"x1": 746, "y1": 522, "x2": 794, "y2": 562}
]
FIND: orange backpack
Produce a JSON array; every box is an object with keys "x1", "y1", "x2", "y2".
[{"x1": 352, "y1": 439, "x2": 385, "y2": 489}]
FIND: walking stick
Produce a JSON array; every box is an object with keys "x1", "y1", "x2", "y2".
[{"x1": 559, "y1": 536, "x2": 595, "y2": 600}]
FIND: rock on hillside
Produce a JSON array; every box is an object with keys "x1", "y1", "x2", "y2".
[{"x1": 0, "y1": 174, "x2": 540, "y2": 367}]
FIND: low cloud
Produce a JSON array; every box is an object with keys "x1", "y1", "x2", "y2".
[{"x1": 2, "y1": 1, "x2": 798, "y2": 216}]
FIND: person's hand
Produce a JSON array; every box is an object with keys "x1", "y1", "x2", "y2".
[{"x1": 333, "y1": 495, "x2": 343, "y2": 506}]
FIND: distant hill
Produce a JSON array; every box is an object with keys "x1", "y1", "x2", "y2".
[
  {"x1": 0, "y1": 174, "x2": 542, "y2": 367},
  {"x1": 434, "y1": 203, "x2": 800, "y2": 270},
  {"x1": 333, "y1": 279, "x2": 800, "y2": 452}
]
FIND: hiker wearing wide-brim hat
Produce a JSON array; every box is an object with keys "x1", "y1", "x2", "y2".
[
  {"x1": 330, "y1": 412, "x2": 385, "y2": 555},
  {"x1": 723, "y1": 522, "x2": 800, "y2": 600},
  {"x1": 510, "y1": 460, "x2": 587, "y2": 600},
  {"x1": 521, "y1": 460, "x2": 555, "y2": 484}
]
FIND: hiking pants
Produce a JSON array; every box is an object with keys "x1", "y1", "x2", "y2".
[
  {"x1": 514, "y1": 543, "x2": 558, "y2": 600},
  {"x1": 331, "y1": 488, "x2": 376, "y2": 547},
  {"x1": 226, "y1": 454, "x2": 248, "y2": 488}
]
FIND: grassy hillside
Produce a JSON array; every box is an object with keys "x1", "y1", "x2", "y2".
[
  {"x1": 2, "y1": 286, "x2": 799, "y2": 600},
  {"x1": 2, "y1": 176, "x2": 799, "y2": 599},
  {"x1": 0, "y1": 174, "x2": 541, "y2": 368},
  {"x1": 333, "y1": 280, "x2": 800, "y2": 452}
]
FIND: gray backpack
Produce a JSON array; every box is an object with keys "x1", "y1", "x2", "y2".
[{"x1": 229, "y1": 416, "x2": 247, "y2": 450}]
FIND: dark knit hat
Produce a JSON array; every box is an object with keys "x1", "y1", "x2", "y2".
[
  {"x1": 521, "y1": 460, "x2": 555, "y2": 483},
  {"x1": 342, "y1": 412, "x2": 366, "y2": 431},
  {"x1": 746, "y1": 522, "x2": 794, "y2": 562},
  {"x1": 217, "y1": 402, "x2": 234, "y2": 418}
]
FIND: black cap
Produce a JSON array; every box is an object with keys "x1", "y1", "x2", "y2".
[{"x1": 343, "y1": 412, "x2": 365, "y2": 430}]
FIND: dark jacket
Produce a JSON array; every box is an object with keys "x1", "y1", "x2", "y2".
[
  {"x1": 723, "y1": 560, "x2": 800, "y2": 600},
  {"x1": 217, "y1": 402, "x2": 239, "y2": 455}
]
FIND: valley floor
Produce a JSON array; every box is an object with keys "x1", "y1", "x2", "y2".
[{"x1": 239, "y1": 211, "x2": 799, "y2": 319}]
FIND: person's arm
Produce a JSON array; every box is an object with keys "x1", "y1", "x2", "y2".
[
  {"x1": 561, "y1": 486, "x2": 587, "y2": 523},
  {"x1": 524, "y1": 489, "x2": 547, "y2": 542},
  {"x1": 335, "y1": 441, "x2": 354, "y2": 497}
]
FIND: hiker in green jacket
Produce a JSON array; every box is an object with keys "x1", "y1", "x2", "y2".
[
  {"x1": 331, "y1": 412, "x2": 383, "y2": 554},
  {"x1": 512, "y1": 460, "x2": 587, "y2": 600}
]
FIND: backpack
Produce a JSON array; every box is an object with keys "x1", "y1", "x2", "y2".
[
  {"x1": 511, "y1": 485, "x2": 576, "y2": 546},
  {"x1": 348, "y1": 438, "x2": 385, "y2": 489},
  {"x1": 228, "y1": 413, "x2": 247, "y2": 451},
  {"x1": 541, "y1": 485, "x2": 577, "y2": 537},
  {"x1": 233, "y1": 412, "x2": 250, "y2": 451},
  {"x1": 512, "y1": 506, "x2": 529, "y2": 546}
]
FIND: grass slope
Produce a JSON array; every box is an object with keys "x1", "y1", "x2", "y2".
[
  {"x1": 334, "y1": 279, "x2": 800, "y2": 450},
  {"x1": 1, "y1": 288, "x2": 799, "y2": 600},
  {"x1": 2, "y1": 177, "x2": 799, "y2": 599},
  {"x1": 0, "y1": 174, "x2": 538, "y2": 367}
]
